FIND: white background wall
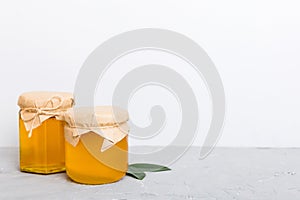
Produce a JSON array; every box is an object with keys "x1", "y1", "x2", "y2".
[{"x1": 0, "y1": 0, "x2": 299, "y2": 147}]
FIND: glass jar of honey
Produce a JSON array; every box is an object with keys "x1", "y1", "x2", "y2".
[
  {"x1": 18, "y1": 91, "x2": 74, "y2": 174},
  {"x1": 64, "y1": 106, "x2": 129, "y2": 184}
]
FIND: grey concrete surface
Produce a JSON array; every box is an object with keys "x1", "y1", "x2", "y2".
[{"x1": 0, "y1": 147, "x2": 299, "y2": 200}]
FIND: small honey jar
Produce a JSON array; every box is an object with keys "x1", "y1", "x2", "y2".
[
  {"x1": 64, "y1": 106, "x2": 129, "y2": 184},
  {"x1": 18, "y1": 91, "x2": 74, "y2": 174}
]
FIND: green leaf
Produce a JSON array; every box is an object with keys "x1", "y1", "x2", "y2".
[
  {"x1": 126, "y1": 171, "x2": 146, "y2": 180},
  {"x1": 126, "y1": 163, "x2": 171, "y2": 180},
  {"x1": 128, "y1": 163, "x2": 171, "y2": 172}
]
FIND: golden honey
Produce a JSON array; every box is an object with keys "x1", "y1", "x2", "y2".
[
  {"x1": 65, "y1": 133, "x2": 128, "y2": 184},
  {"x1": 64, "y1": 106, "x2": 129, "y2": 184},
  {"x1": 19, "y1": 117, "x2": 65, "y2": 174},
  {"x1": 18, "y1": 91, "x2": 74, "y2": 174}
]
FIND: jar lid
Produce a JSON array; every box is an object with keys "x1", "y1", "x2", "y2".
[
  {"x1": 64, "y1": 106, "x2": 129, "y2": 152},
  {"x1": 65, "y1": 106, "x2": 129, "y2": 128},
  {"x1": 18, "y1": 91, "x2": 74, "y2": 137},
  {"x1": 18, "y1": 91, "x2": 74, "y2": 109}
]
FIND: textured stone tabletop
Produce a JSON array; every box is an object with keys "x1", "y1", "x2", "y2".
[{"x1": 0, "y1": 147, "x2": 299, "y2": 200}]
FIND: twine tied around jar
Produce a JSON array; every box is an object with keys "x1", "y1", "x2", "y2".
[{"x1": 20, "y1": 96, "x2": 65, "y2": 137}]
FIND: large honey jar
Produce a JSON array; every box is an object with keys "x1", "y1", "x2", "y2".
[{"x1": 64, "y1": 106, "x2": 129, "y2": 184}]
